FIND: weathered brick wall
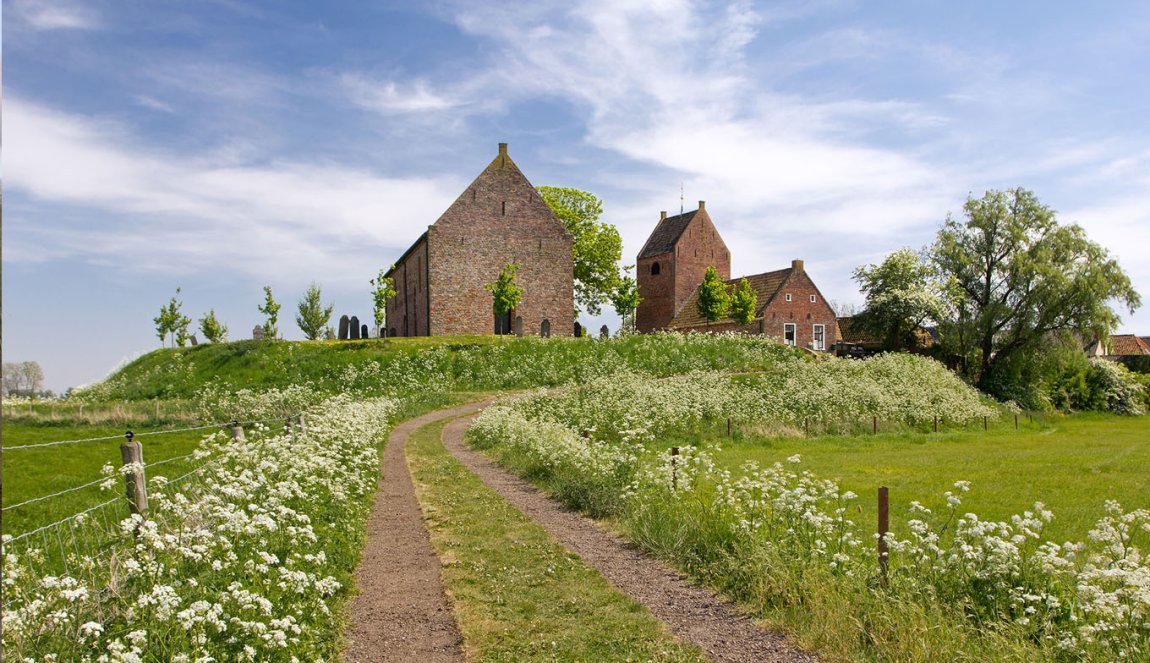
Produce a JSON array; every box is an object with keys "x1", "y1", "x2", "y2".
[
  {"x1": 425, "y1": 145, "x2": 574, "y2": 337},
  {"x1": 385, "y1": 237, "x2": 429, "y2": 337},
  {"x1": 636, "y1": 203, "x2": 731, "y2": 332},
  {"x1": 759, "y1": 265, "x2": 839, "y2": 350}
]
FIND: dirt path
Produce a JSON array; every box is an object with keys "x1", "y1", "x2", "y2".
[
  {"x1": 441, "y1": 413, "x2": 820, "y2": 663},
  {"x1": 343, "y1": 401, "x2": 487, "y2": 663}
]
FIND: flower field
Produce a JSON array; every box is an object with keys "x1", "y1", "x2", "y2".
[
  {"x1": 469, "y1": 359, "x2": 1150, "y2": 661},
  {"x1": 2, "y1": 395, "x2": 395, "y2": 661}
]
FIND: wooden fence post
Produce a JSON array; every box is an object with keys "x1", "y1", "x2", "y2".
[
  {"x1": 231, "y1": 421, "x2": 245, "y2": 441},
  {"x1": 983, "y1": 415, "x2": 988, "y2": 431},
  {"x1": 805, "y1": 416, "x2": 810, "y2": 436},
  {"x1": 671, "y1": 447, "x2": 679, "y2": 492},
  {"x1": 1015, "y1": 413, "x2": 1019, "y2": 430},
  {"x1": 297, "y1": 413, "x2": 306, "y2": 435},
  {"x1": 873, "y1": 415, "x2": 877, "y2": 435},
  {"x1": 287, "y1": 416, "x2": 296, "y2": 443},
  {"x1": 121, "y1": 431, "x2": 148, "y2": 516},
  {"x1": 933, "y1": 415, "x2": 938, "y2": 433},
  {"x1": 726, "y1": 417, "x2": 731, "y2": 437},
  {"x1": 878, "y1": 486, "x2": 889, "y2": 587}
]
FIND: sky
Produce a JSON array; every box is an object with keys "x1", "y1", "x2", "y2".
[{"x1": 3, "y1": 0, "x2": 1149, "y2": 394}]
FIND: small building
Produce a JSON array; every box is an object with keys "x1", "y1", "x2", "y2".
[
  {"x1": 385, "y1": 144, "x2": 575, "y2": 338},
  {"x1": 666, "y1": 260, "x2": 838, "y2": 350},
  {"x1": 635, "y1": 202, "x2": 730, "y2": 333},
  {"x1": 1085, "y1": 334, "x2": 1150, "y2": 370},
  {"x1": 634, "y1": 202, "x2": 838, "y2": 349}
]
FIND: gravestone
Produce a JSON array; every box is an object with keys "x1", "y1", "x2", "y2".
[
  {"x1": 574, "y1": 322, "x2": 582, "y2": 338},
  {"x1": 372, "y1": 325, "x2": 382, "y2": 339},
  {"x1": 389, "y1": 328, "x2": 397, "y2": 338},
  {"x1": 350, "y1": 316, "x2": 361, "y2": 340},
  {"x1": 338, "y1": 315, "x2": 350, "y2": 340},
  {"x1": 515, "y1": 316, "x2": 523, "y2": 337},
  {"x1": 252, "y1": 325, "x2": 265, "y2": 341},
  {"x1": 599, "y1": 325, "x2": 609, "y2": 340},
  {"x1": 190, "y1": 335, "x2": 199, "y2": 346},
  {"x1": 540, "y1": 319, "x2": 551, "y2": 338},
  {"x1": 361, "y1": 324, "x2": 369, "y2": 339}
]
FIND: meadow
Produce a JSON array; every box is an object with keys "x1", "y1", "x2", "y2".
[{"x1": 3, "y1": 335, "x2": 1146, "y2": 661}]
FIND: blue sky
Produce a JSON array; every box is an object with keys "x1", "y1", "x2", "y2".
[{"x1": 4, "y1": 0, "x2": 1149, "y2": 393}]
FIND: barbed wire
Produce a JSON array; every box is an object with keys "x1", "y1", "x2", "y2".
[
  {"x1": 4, "y1": 496, "x2": 126, "y2": 545},
  {"x1": 2, "y1": 415, "x2": 300, "y2": 450},
  {"x1": 1, "y1": 475, "x2": 111, "y2": 513}
]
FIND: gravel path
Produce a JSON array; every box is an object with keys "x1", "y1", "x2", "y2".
[
  {"x1": 441, "y1": 413, "x2": 821, "y2": 663},
  {"x1": 343, "y1": 402, "x2": 487, "y2": 663}
]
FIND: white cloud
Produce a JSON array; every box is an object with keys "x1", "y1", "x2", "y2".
[
  {"x1": 11, "y1": 0, "x2": 101, "y2": 30},
  {"x1": 4, "y1": 98, "x2": 464, "y2": 286},
  {"x1": 339, "y1": 74, "x2": 459, "y2": 114}
]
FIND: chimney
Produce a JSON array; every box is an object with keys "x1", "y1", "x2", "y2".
[
  {"x1": 791, "y1": 259, "x2": 804, "y2": 273},
  {"x1": 660, "y1": 211, "x2": 667, "y2": 221},
  {"x1": 498, "y1": 142, "x2": 508, "y2": 156},
  {"x1": 698, "y1": 200, "x2": 706, "y2": 211}
]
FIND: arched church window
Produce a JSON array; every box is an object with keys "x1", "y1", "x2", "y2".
[{"x1": 651, "y1": 262, "x2": 661, "y2": 275}]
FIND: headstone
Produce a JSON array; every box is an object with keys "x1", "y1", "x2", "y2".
[
  {"x1": 361, "y1": 324, "x2": 369, "y2": 339},
  {"x1": 574, "y1": 322, "x2": 582, "y2": 338},
  {"x1": 515, "y1": 316, "x2": 523, "y2": 337},
  {"x1": 540, "y1": 319, "x2": 550, "y2": 338},
  {"x1": 190, "y1": 335, "x2": 199, "y2": 346},
  {"x1": 372, "y1": 325, "x2": 382, "y2": 339},
  {"x1": 338, "y1": 315, "x2": 350, "y2": 340},
  {"x1": 350, "y1": 316, "x2": 361, "y2": 340},
  {"x1": 253, "y1": 325, "x2": 265, "y2": 340},
  {"x1": 599, "y1": 325, "x2": 609, "y2": 340}
]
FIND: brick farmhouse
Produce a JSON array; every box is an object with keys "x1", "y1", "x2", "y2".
[
  {"x1": 385, "y1": 144, "x2": 574, "y2": 337},
  {"x1": 636, "y1": 203, "x2": 839, "y2": 351}
]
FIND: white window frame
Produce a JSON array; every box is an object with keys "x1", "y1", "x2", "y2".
[
  {"x1": 813, "y1": 324, "x2": 825, "y2": 351},
  {"x1": 810, "y1": 294, "x2": 817, "y2": 303},
  {"x1": 785, "y1": 293, "x2": 792, "y2": 302},
  {"x1": 783, "y1": 323, "x2": 796, "y2": 346}
]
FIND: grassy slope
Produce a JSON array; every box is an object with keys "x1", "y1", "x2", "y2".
[
  {"x1": 701, "y1": 413, "x2": 1150, "y2": 542},
  {"x1": 407, "y1": 417, "x2": 706, "y2": 662}
]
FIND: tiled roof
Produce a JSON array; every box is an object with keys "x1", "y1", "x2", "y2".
[
  {"x1": 1108, "y1": 334, "x2": 1150, "y2": 356},
  {"x1": 668, "y1": 268, "x2": 790, "y2": 328},
  {"x1": 638, "y1": 210, "x2": 696, "y2": 259},
  {"x1": 836, "y1": 316, "x2": 880, "y2": 345}
]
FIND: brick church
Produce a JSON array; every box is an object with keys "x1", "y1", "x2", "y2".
[
  {"x1": 636, "y1": 202, "x2": 839, "y2": 351},
  {"x1": 385, "y1": 144, "x2": 574, "y2": 337}
]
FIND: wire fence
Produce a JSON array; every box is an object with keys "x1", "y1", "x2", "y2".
[{"x1": 1, "y1": 414, "x2": 303, "y2": 604}]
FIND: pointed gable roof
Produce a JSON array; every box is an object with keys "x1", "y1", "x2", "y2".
[
  {"x1": 667, "y1": 267, "x2": 792, "y2": 328},
  {"x1": 638, "y1": 210, "x2": 697, "y2": 259},
  {"x1": 1107, "y1": 334, "x2": 1150, "y2": 356}
]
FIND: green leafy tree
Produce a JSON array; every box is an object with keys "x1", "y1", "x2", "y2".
[
  {"x1": 728, "y1": 277, "x2": 758, "y2": 326},
  {"x1": 199, "y1": 309, "x2": 228, "y2": 343},
  {"x1": 537, "y1": 186, "x2": 623, "y2": 316},
  {"x1": 696, "y1": 265, "x2": 730, "y2": 327},
  {"x1": 486, "y1": 263, "x2": 524, "y2": 339},
  {"x1": 611, "y1": 265, "x2": 642, "y2": 333},
  {"x1": 258, "y1": 286, "x2": 281, "y2": 340},
  {"x1": 296, "y1": 283, "x2": 334, "y2": 341},
  {"x1": 931, "y1": 187, "x2": 1141, "y2": 391},
  {"x1": 371, "y1": 267, "x2": 398, "y2": 330},
  {"x1": 852, "y1": 248, "x2": 943, "y2": 351},
  {"x1": 153, "y1": 287, "x2": 190, "y2": 348}
]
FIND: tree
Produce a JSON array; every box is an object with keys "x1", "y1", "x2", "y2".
[
  {"x1": 2, "y1": 362, "x2": 21, "y2": 396},
  {"x1": 370, "y1": 267, "x2": 398, "y2": 331},
  {"x1": 258, "y1": 286, "x2": 281, "y2": 340},
  {"x1": 611, "y1": 265, "x2": 642, "y2": 333},
  {"x1": 852, "y1": 248, "x2": 943, "y2": 351},
  {"x1": 931, "y1": 188, "x2": 1141, "y2": 391},
  {"x1": 696, "y1": 265, "x2": 730, "y2": 327},
  {"x1": 199, "y1": 309, "x2": 228, "y2": 343},
  {"x1": 537, "y1": 186, "x2": 623, "y2": 316},
  {"x1": 153, "y1": 288, "x2": 190, "y2": 348},
  {"x1": 486, "y1": 263, "x2": 524, "y2": 338},
  {"x1": 3, "y1": 361, "x2": 45, "y2": 397},
  {"x1": 728, "y1": 277, "x2": 758, "y2": 326},
  {"x1": 296, "y1": 283, "x2": 334, "y2": 340}
]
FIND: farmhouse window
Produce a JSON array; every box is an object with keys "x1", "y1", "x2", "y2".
[
  {"x1": 810, "y1": 294, "x2": 816, "y2": 303},
  {"x1": 785, "y1": 293, "x2": 792, "y2": 302},
  {"x1": 813, "y1": 324, "x2": 825, "y2": 351},
  {"x1": 784, "y1": 323, "x2": 796, "y2": 346}
]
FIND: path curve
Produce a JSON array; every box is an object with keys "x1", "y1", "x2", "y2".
[
  {"x1": 441, "y1": 413, "x2": 820, "y2": 663},
  {"x1": 343, "y1": 401, "x2": 487, "y2": 662}
]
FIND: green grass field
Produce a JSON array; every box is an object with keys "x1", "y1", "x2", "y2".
[
  {"x1": 696, "y1": 412, "x2": 1150, "y2": 543},
  {"x1": 1, "y1": 422, "x2": 271, "y2": 536}
]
